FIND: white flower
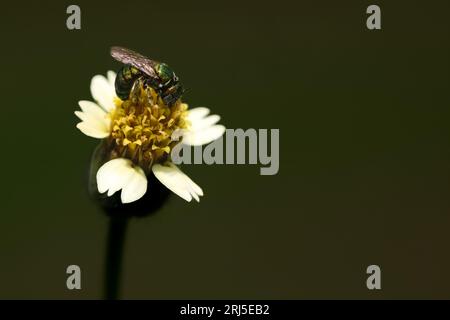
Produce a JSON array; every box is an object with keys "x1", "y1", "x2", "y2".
[{"x1": 75, "y1": 71, "x2": 225, "y2": 204}]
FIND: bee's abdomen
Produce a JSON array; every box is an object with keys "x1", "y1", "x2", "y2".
[{"x1": 115, "y1": 65, "x2": 143, "y2": 100}]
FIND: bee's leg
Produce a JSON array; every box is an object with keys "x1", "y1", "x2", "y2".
[
  {"x1": 143, "y1": 80, "x2": 155, "y2": 106},
  {"x1": 141, "y1": 79, "x2": 148, "y2": 90},
  {"x1": 129, "y1": 79, "x2": 142, "y2": 104}
]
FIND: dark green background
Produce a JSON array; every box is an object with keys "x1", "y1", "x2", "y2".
[{"x1": 0, "y1": 0, "x2": 449, "y2": 299}]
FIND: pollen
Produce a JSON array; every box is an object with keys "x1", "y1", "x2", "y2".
[{"x1": 108, "y1": 85, "x2": 189, "y2": 171}]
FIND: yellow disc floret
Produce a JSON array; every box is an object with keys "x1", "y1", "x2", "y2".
[{"x1": 108, "y1": 85, "x2": 188, "y2": 171}]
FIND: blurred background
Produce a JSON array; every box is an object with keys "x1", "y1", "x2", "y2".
[{"x1": 0, "y1": 0, "x2": 449, "y2": 299}]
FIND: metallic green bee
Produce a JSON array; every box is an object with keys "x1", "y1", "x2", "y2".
[{"x1": 110, "y1": 46, "x2": 184, "y2": 106}]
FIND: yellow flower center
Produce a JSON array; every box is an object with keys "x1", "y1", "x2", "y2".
[{"x1": 107, "y1": 85, "x2": 188, "y2": 171}]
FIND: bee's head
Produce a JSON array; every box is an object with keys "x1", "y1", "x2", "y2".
[
  {"x1": 156, "y1": 63, "x2": 183, "y2": 105},
  {"x1": 156, "y1": 63, "x2": 178, "y2": 85}
]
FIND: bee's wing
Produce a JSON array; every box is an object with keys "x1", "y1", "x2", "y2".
[{"x1": 110, "y1": 46, "x2": 158, "y2": 78}]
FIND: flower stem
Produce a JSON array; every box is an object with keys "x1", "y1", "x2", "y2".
[{"x1": 104, "y1": 215, "x2": 129, "y2": 300}]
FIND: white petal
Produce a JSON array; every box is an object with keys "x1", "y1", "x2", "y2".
[
  {"x1": 97, "y1": 159, "x2": 130, "y2": 194},
  {"x1": 75, "y1": 101, "x2": 110, "y2": 138},
  {"x1": 184, "y1": 107, "x2": 225, "y2": 146},
  {"x1": 121, "y1": 168, "x2": 148, "y2": 203},
  {"x1": 190, "y1": 114, "x2": 221, "y2": 131},
  {"x1": 90, "y1": 74, "x2": 116, "y2": 112},
  {"x1": 106, "y1": 165, "x2": 134, "y2": 197},
  {"x1": 152, "y1": 163, "x2": 203, "y2": 202},
  {"x1": 76, "y1": 122, "x2": 110, "y2": 139},
  {"x1": 96, "y1": 158, "x2": 148, "y2": 204},
  {"x1": 107, "y1": 70, "x2": 116, "y2": 86},
  {"x1": 152, "y1": 164, "x2": 191, "y2": 201},
  {"x1": 187, "y1": 107, "x2": 210, "y2": 122},
  {"x1": 78, "y1": 100, "x2": 108, "y2": 121},
  {"x1": 74, "y1": 109, "x2": 109, "y2": 133},
  {"x1": 182, "y1": 124, "x2": 226, "y2": 146},
  {"x1": 185, "y1": 175, "x2": 204, "y2": 197}
]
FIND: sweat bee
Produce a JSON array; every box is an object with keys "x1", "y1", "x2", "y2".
[{"x1": 110, "y1": 46, "x2": 184, "y2": 106}]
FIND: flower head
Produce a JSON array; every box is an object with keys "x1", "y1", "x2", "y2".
[{"x1": 76, "y1": 71, "x2": 225, "y2": 204}]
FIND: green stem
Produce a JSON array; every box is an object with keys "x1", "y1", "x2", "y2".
[{"x1": 104, "y1": 215, "x2": 129, "y2": 300}]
